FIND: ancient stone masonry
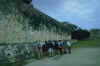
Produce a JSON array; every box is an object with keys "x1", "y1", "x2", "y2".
[
  {"x1": 0, "y1": 0, "x2": 71, "y2": 44},
  {"x1": 0, "y1": 43, "x2": 39, "y2": 64},
  {"x1": 0, "y1": 0, "x2": 72, "y2": 65}
]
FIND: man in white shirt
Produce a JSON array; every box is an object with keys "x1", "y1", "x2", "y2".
[
  {"x1": 37, "y1": 40, "x2": 45, "y2": 58},
  {"x1": 67, "y1": 40, "x2": 71, "y2": 54}
]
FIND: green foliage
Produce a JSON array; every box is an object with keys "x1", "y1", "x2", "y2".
[
  {"x1": 62, "y1": 22, "x2": 79, "y2": 32},
  {"x1": 72, "y1": 29, "x2": 90, "y2": 40},
  {"x1": 72, "y1": 39, "x2": 100, "y2": 48},
  {"x1": 90, "y1": 29, "x2": 100, "y2": 39}
]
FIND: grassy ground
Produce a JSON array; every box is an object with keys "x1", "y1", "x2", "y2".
[{"x1": 72, "y1": 39, "x2": 100, "y2": 48}]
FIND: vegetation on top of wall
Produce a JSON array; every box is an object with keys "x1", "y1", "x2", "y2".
[{"x1": 0, "y1": 0, "x2": 72, "y2": 43}]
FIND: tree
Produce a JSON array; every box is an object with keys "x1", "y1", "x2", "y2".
[{"x1": 72, "y1": 29, "x2": 90, "y2": 40}]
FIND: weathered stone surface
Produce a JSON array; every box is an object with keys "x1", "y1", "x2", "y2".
[
  {"x1": 0, "y1": 0, "x2": 71, "y2": 43},
  {"x1": 0, "y1": 43, "x2": 38, "y2": 64},
  {"x1": 0, "y1": 0, "x2": 71, "y2": 65}
]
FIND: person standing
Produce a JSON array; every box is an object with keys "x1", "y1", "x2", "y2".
[
  {"x1": 67, "y1": 40, "x2": 71, "y2": 54},
  {"x1": 58, "y1": 40, "x2": 63, "y2": 55},
  {"x1": 47, "y1": 40, "x2": 53, "y2": 57},
  {"x1": 63, "y1": 40, "x2": 67, "y2": 54},
  {"x1": 37, "y1": 40, "x2": 44, "y2": 59}
]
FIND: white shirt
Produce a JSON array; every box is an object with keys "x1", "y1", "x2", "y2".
[
  {"x1": 67, "y1": 41, "x2": 71, "y2": 47},
  {"x1": 37, "y1": 41, "x2": 44, "y2": 48}
]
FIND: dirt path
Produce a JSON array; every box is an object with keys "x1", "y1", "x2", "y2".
[{"x1": 24, "y1": 48, "x2": 100, "y2": 66}]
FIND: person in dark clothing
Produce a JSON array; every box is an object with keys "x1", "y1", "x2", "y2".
[
  {"x1": 42, "y1": 41, "x2": 48, "y2": 56},
  {"x1": 46, "y1": 40, "x2": 54, "y2": 57},
  {"x1": 58, "y1": 40, "x2": 64, "y2": 55}
]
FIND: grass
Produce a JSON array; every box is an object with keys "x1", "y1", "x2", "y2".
[{"x1": 72, "y1": 39, "x2": 100, "y2": 48}]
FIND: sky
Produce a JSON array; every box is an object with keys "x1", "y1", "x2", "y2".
[{"x1": 32, "y1": 0, "x2": 100, "y2": 30}]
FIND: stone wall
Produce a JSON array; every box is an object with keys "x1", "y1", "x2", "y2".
[
  {"x1": 0, "y1": 43, "x2": 39, "y2": 64},
  {"x1": 0, "y1": 0, "x2": 71, "y2": 44}
]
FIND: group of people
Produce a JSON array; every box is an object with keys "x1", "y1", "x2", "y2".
[{"x1": 35, "y1": 40, "x2": 71, "y2": 58}]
